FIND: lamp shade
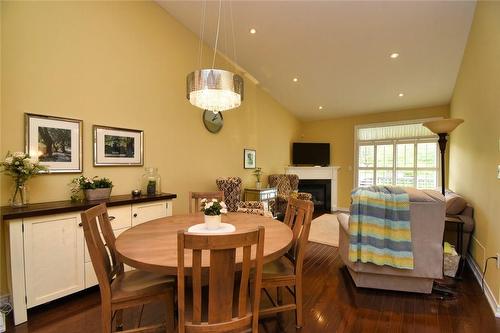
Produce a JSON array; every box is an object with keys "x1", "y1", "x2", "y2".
[
  {"x1": 423, "y1": 118, "x2": 464, "y2": 134},
  {"x1": 186, "y1": 69, "x2": 244, "y2": 113}
]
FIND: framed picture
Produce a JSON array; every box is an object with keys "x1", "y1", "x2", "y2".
[
  {"x1": 244, "y1": 149, "x2": 256, "y2": 169},
  {"x1": 93, "y1": 125, "x2": 144, "y2": 166},
  {"x1": 25, "y1": 113, "x2": 83, "y2": 173}
]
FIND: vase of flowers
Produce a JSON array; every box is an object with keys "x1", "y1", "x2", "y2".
[
  {"x1": 0, "y1": 152, "x2": 47, "y2": 207},
  {"x1": 253, "y1": 167, "x2": 263, "y2": 189},
  {"x1": 200, "y1": 198, "x2": 227, "y2": 229},
  {"x1": 71, "y1": 176, "x2": 113, "y2": 201}
]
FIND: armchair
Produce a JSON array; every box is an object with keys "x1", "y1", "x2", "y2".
[
  {"x1": 268, "y1": 174, "x2": 312, "y2": 217},
  {"x1": 216, "y1": 177, "x2": 271, "y2": 217}
]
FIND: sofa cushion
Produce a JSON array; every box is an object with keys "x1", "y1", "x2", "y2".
[
  {"x1": 445, "y1": 191, "x2": 467, "y2": 215},
  {"x1": 404, "y1": 188, "x2": 444, "y2": 202}
]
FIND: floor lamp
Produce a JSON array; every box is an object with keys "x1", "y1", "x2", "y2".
[
  {"x1": 423, "y1": 118, "x2": 464, "y2": 297},
  {"x1": 423, "y1": 118, "x2": 464, "y2": 195}
]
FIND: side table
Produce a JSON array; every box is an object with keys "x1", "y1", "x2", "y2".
[
  {"x1": 445, "y1": 215, "x2": 465, "y2": 278},
  {"x1": 243, "y1": 187, "x2": 277, "y2": 212}
]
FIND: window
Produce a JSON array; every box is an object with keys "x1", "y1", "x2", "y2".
[{"x1": 355, "y1": 120, "x2": 440, "y2": 189}]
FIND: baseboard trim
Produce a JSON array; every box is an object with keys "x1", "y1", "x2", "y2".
[
  {"x1": 333, "y1": 207, "x2": 350, "y2": 213},
  {"x1": 466, "y1": 254, "x2": 500, "y2": 318}
]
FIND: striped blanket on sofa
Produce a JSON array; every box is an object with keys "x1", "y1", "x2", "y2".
[{"x1": 348, "y1": 186, "x2": 413, "y2": 270}]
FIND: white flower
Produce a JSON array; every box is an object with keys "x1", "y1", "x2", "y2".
[
  {"x1": 205, "y1": 202, "x2": 214, "y2": 209},
  {"x1": 13, "y1": 152, "x2": 26, "y2": 158},
  {"x1": 211, "y1": 198, "x2": 218, "y2": 202},
  {"x1": 220, "y1": 202, "x2": 227, "y2": 208},
  {"x1": 200, "y1": 198, "x2": 207, "y2": 203},
  {"x1": 220, "y1": 208, "x2": 228, "y2": 214},
  {"x1": 5, "y1": 157, "x2": 13, "y2": 164},
  {"x1": 14, "y1": 161, "x2": 20, "y2": 165}
]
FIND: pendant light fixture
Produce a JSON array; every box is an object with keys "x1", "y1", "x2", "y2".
[{"x1": 186, "y1": 0, "x2": 244, "y2": 113}]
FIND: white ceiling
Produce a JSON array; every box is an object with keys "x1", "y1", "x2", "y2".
[{"x1": 157, "y1": 1, "x2": 476, "y2": 121}]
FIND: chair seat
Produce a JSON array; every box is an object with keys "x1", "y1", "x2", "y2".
[
  {"x1": 261, "y1": 257, "x2": 296, "y2": 287},
  {"x1": 111, "y1": 270, "x2": 175, "y2": 304}
]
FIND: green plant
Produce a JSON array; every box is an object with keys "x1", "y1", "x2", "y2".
[
  {"x1": 200, "y1": 198, "x2": 228, "y2": 216},
  {"x1": 253, "y1": 167, "x2": 263, "y2": 182},
  {"x1": 70, "y1": 176, "x2": 113, "y2": 201}
]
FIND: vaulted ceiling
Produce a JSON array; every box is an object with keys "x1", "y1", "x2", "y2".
[{"x1": 158, "y1": 1, "x2": 476, "y2": 120}]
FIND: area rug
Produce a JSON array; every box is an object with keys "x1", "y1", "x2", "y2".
[{"x1": 309, "y1": 213, "x2": 340, "y2": 247}]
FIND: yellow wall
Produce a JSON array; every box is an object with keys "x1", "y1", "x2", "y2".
[
  {"x1": 299, "y1": 105, "x2": 449, "y2": 209},
  {"x1": 449, "y1": 1, "x2": 500, "y2": 305},
  {"x1": 0, "y1": 1, "x2": 299, "y2": 294}
]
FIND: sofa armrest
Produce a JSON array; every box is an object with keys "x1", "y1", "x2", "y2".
[{"x1": 337, "y1": 213, "x2": 349, "y2": 232}]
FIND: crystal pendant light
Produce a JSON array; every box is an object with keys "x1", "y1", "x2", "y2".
[{"x1": 186, "y1": 0, "x2": 244, "y2": 113}]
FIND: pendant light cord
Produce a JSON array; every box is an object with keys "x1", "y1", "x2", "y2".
[
  {"x1": 198, "y1": 0, "x2": 207, "y2": 69},
  {"x1": 229, "y1": 0, "x2": 238, "y2": 68},
  {"x1": 212, "y1": 0, "x2": 223, "y2": 69}
]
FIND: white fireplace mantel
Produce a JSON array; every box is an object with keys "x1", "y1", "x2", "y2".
[{"x1": 285, "y1": 166, "x2": 340, "y2": 211}]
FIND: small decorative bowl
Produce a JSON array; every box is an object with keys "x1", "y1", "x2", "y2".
[{"x1": 131, "y1": 189, "x2": 142, "y2": 197}]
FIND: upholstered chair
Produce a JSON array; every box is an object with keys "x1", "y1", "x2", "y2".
[
  {"x1": 215, "y1": 177, "x2": 243, "y2": 212},
  {"x1": 268, "y1": 174, "x2": 312, "y2": 217},
  {"x1": 216, "y1": 177, "x2": 271, "y2": 217}
]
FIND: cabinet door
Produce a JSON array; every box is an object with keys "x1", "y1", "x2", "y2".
[
  {"x1": 131, "y1": 200, "x2": 171, "y2": 226},
  {"x1": 23, "y1": 213, "x2": 84, "y2": 308}
]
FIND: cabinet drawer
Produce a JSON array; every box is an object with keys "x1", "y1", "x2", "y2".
[
  {"x1": 132, "y1": 200, "x2": 169, "y2": 226},
  {"x1": 84, "y1": 227, "x2": 129, "y2": 263},
  {"x1": 107, "y1": 206, "x2": 132, "y2": 230}
]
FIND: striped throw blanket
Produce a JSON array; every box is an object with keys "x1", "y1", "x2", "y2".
[{"x1": 348, "y1": 186, "x2": 413, "y2": 270}]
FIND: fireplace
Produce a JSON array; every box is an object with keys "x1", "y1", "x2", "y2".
[{"x1": 298, "y1": 179, "x2": 331, "y2": 212}]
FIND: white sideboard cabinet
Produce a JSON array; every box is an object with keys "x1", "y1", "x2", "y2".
[{"x1": 1, "y1": 193, "x2": 176, "y2": 326}]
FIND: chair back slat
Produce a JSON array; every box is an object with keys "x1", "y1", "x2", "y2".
[
  {"x1": 81, "y1": 204, "x2": 124, "y2": 300},
  {"x1": 283, "y1": 198, "x2": 314, "y2": 264},
  {"x1": 208, "y1": 248, "x2": 236, "y2": 324},
  {"x1": 189, "y1": 191, "x2": 225, "y2": 214},
  {"x1": 177, "y1": 227, "x2": 265, "y2": 333},
  {"x1": 192, "y1": 249, "x2": 202, "y2": 324},
  {"x1": 238, "y1": 245, "x2": 252, "y2": 318}
]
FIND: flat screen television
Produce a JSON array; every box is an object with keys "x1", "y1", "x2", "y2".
[{"x1": 292, "y1": 143, "x2": 330, "y2": 166}]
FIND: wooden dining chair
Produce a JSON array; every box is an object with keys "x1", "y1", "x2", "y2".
[
  {"x1": 81, "y1": 203, "x2": 175, "y2": 333},
  {"x1": 188, "y1": 191, "x2": 225, "y2": 214},
  {"x1": 258, "y1": 198, "x2": 314, "y2": 328},
  {"x1": 177, "y1": 226, "x2": 265, "y2": 333}
]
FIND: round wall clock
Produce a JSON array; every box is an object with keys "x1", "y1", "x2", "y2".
[{"x1": 203, "y1": 110, "x2": 224, "y2": 134}]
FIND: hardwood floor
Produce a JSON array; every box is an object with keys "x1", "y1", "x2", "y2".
[{"x1": 7, "y1": 242, "x2": 500, "y2": 333}]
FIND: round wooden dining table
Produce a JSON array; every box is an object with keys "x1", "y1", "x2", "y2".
[{"x1": 115, "y1": 213, "x2": 293, "y2": 275}]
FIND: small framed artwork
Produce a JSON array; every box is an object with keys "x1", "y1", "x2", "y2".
[
  {"x1": 25, "y1": 113, "x2": 83, "y2": 173},
  {"x1": 93, "y1": 125, "x2": 144, "y2": 166},
  {"x1": 244, "y1": 149, "x2": 256, "y2": 169}
]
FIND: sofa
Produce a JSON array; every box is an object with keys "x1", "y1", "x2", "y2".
[{"x1": 337, "y1": 188, "x2": 445, "y2": 294}]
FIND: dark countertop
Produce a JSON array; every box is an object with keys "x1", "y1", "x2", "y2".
[{"x1": 1, "y1": 192, "x2": 177, "y2": 221}]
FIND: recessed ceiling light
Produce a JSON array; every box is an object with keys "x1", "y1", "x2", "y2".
[
  {"x1": 390, "y1": 53, "x2": 400, "y2": 59},
  {"x1": 249, "y1": 28, "x2": 257, "y2": 34},
  {"x1": 292, "y1": 77, "x2": 298, "y2": 82},
  {"x1": 318, "y1": 106, "x2": 324, "y2": 110},
  {"x1": 398, "y1": 93, "x2": 404, "y2": 97}
]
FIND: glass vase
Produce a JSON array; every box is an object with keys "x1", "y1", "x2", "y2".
[
  {"x1": 141, "y1": 167, "x2": 161, "y2": 196},
  {"x1": 11, "y1": 183, "x2": 29, "y2": 207}
]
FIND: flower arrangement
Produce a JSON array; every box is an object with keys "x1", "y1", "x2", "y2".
[
  {"x1": 253, "y1": 167, "x2": 263, "y2": 182},
  {"x1": 0, "y1": 152, "x2": 47, "y2": 207},
  {"x1": 200, "y1": 198, "x2": 228, "y2": 216},
  {"x1": 70, "y1": 176, "x2": 113, "y2": 201}
]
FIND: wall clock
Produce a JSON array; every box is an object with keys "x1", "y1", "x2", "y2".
[{"x1": 203, "y1": 110, "x2": 224, "y2": 134}]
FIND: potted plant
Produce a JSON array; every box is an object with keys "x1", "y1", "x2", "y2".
[
  {"x1": 200, "y1": 198, "x2": 227, "y2": 229},
  {"x1": 71, "y1": 176, "x2": 113, "y2": 201},
  {"x1": 0, "y1": 151, "x2": 47, "y2": 207},
  {"x1": 253, "y1": 167, "x2": 263, "y2": 189}
]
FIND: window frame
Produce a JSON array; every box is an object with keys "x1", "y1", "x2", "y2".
[{"x1": 354, "y1": 118, "x2": 442, "y2": 189}]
